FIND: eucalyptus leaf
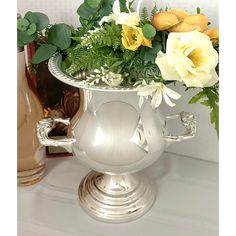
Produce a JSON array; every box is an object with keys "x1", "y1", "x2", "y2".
[
  {"x1": 48, "y1": 24, "x2": 72, "y2": 50},
  {"x1": 86, "y1": 0, "x2": 101, "y2": 9},
  {"x1": 142, "y1": 24, "x2": 156, "y2": 39},
  {"x1": 99, "y1": 0, "x2": 115, "y2": 16},
  {"x1": 140, "y1": 41, "x2": 162, "y2": 62},
  {"x1": 17, "y1": 30, "x2": 37, "y2": 45},
  {"x1": 27, "y1": 23, "x2": 37, "y2": 35},
  {"x1": 17, "y1": 18, "x2": 30, "y2": 31},
  {"x1": 31, "y1": 44, "x2": 57, "y2": 64},
  {"x1": 77, "y1": 3, "x2": 99, "y2": 19},
  {"x1": 34, "y1": 12, "x2": 49, "y2": 31},
  {"x1": 24, "y1": 11, "x2": 38, "y2": 24}
]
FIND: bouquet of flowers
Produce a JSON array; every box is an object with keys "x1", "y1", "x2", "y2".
[{"x1": 17, "y1": 0, "x2": 219, "y2": 135}]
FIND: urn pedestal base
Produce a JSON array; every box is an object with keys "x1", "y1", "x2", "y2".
[{"x1": 78, "y1": 171, "x2": 156, "y2": 223}]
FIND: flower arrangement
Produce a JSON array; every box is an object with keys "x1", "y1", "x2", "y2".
[{"x1": 17, "y1": 0, "x2": 219, "y2": 135}]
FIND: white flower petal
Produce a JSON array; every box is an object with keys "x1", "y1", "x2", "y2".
[
  {"x1": 204, "y1": 69, "x2": 219, "y2": 87},
  {"x1": 163, "y1": 92, "x2": 176, "y2": 107},
  {"x1": 163, "y1": 87, "x2": 182, "y2": 100},
  {"x1": 156, "y1": 52, "x2": 181, "y2": 81},
  {"x1": 137, "y1": 86, "x2": 156, "y2": 97},
  {"x1": 151, "y1": 90, "x2": 162, "y2": 109},
  {"x1": 136, "y1": 0, "x2": 143, "y2": 15},
  {"x1": 113, "y1": 0, "x2": 121, "y2": 16},
  {"x1": 139, "y1": 96, "x2": 144, "y2": 108},
  {"x1": 99, "y1": 16, "x2": 114, "y2": 25}
]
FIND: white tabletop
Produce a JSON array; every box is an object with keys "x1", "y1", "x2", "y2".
[{"x1": 18, "y1": 152, "x2": 218, "y2": 236}]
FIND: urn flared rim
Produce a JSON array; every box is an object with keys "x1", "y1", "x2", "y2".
[{"x1": 48, "y1": 53, "x2": 137, "y2": 92}]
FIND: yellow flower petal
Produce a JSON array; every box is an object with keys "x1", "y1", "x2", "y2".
[
  {"x1": 121, "y1": 25, "x2": 152, "y2": 50},
  {"x1": 121, "y1": 25, "x2": 143, "y2": 51},
  {"x1": 142, "y1": 37, "x2": 152, "y2": 48}
]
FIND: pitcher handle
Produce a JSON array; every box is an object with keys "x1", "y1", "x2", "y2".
[
  {"x1": 36, "y1": 117, "x2": 76, "y2": 153},
  {"x1": 163, "y1": 112, "x2": 196, "y2": 142}
]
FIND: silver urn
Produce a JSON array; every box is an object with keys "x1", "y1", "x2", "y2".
[{"x1": 37, "y1": 53, "x2": 196, "y2": 223}]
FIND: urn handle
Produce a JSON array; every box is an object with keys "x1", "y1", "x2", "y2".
[
  {"x1": 36, "y1": 117, "x2": 76, "y2": 153},
  {"x1": 163, "y1": 112, "x2": 196, "y2": 142}
]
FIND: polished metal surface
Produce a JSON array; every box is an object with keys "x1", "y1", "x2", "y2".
[
  {"x1": 36, "y1": 117, "x2": 76, "y2": 153},
  {"x1": 78, "y1": 171, "x2": 156, "y2": 223},
  {"x1": 36, "y1": 55, "x2": 197, "y2": 223},
  {"x1": 163, "y1": 112, "x2": 197, "y2": 141}
]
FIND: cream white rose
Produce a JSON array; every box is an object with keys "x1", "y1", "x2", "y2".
[{"x1": 155, "y1": 30, "x2": 219, "y2": 87}]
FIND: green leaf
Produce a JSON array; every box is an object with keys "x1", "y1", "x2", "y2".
[
  {"x1": 210, "y1": 107, "x2": 219, "y2": 136},
  {"x1": 201, "y1": 100, "x2": 210, "y2": 107},
  {"x1": 48, "y1": 24, "x2": 72, "y2": 50},
  {"x1": 31, "y1": 44, "x2": 57, "y2": 64},
  {"x1": 26, "y1": 23, "x2": 37, "y2": 35},
  {"x1": 17, "y1": 30, "x2": 37, "y2": 45},
  {"x1": 142, "y1": 24, "x2": 156, "y2": 39},
  {"x1": 34, "y1": 12, "x2": 49, "y2": 31},
  {"x1": 189, "y1": 91, "x2": 206, "y2": 104},
  {"x1": 99, "y1": 0, "x2": 115, "y2": 17},
  {"x1": 24, "y1": 11, "x2": 38, "y2": 24},
  {"x1": 140, "y1": 41, "x2": 162, "y2": 62},
  {"x1": 86, "y1": 0, "x2": 102, "y2": 9},
  {"x1": 17, "y1": 18, "x2": 30, "y2": 31},
  {"x1": 77, "y1": 3, "x2": 99, "y2": 19}
]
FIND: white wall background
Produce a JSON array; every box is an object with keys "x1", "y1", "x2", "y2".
[{"x1": 17, "y1": 0, "x2": 219, "y2": 162}]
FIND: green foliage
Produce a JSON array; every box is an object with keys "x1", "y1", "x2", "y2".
[
  {"x1": 65, "y1": 45, "x2": 122, "y2": 75},
  {"x1": 142, "y1": 24, "x2": 156, "y2": 39},
  {"x1": 27, "y1": 23, "x2": 37, "y2": 35},
  {"x1": 151, "y1": 5, "x2": 158, "y2": 16},
  {"x1": 141, "y1": 7, "x2": 149, "y2": 21},
  {"x1": 189, "y1": 86, "x2": 219, "y2": 137},
  {"x1": 33, "y1": 12, "x2": 50, "y2": 31},
  {"x1": 31, "y1": 44, "x2": 57, "y2": 64},
  {"x1": 17, "y1": 11, "x2": 72, "y2": 64},
  {"x1": 77, "y1": 2, "x2": 99, "y2": 20},
  {"x1": 17, "y1": 30, "x2": 37, "y2": 47},
  {"x1": 86, "y1": 0, "x2": 102, "y2": 9},
  {"x1": 140, "y1": 40, "x2": 162, "y2": 62},
  {"x1": 48, "y1": 24, "x2": 72, "y2": 50},
  {"x1": 81, "y1": 23, "x2": 122, "y2": 50},
  {"x1": 77, "y1": 0, "x2": 115, "y2": 29},
  {"x1": 17, "y1": 18, "x2": 30, "y2": 31}
]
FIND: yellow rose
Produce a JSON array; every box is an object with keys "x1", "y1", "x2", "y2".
[
  {"x1": 152, "y1": 9, "x2": 208, "y2": 33},
  {"x1": 155, "y1": 30, "x2": 218, "y2": 88},
  {"x1": 121, "y1": 25, "x2": 152, "y2": 51}
]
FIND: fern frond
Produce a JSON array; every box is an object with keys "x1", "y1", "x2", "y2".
[
  {"x1": 81, "y1": 23, "x2": 122, "y2": 50},
  {"x1": 141, "y1": 7, "x2": 149, "y2": 21},
  {"x1": 65, "y1": 46, "x2": 122, "y2": 75},
  {"x1": 151, "y1": 5, "x2": 158, "y2": 16}
]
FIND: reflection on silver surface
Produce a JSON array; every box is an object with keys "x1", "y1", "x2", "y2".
[
  {"x1": 130, "y1": 118, "x2": 149, "y2": 152},
  {"x1": 36, "y1": 53, "x2": 197, "y2": 223},
  {"x1": 79, "y1": 171, "x2": 156, "y2": 223}
]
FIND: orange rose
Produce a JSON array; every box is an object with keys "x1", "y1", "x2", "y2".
[
  {"x1": 152, "y1": 9, "x2": 209, "y2": 33},
  {"x1": 203, "y1": 28, "x2": 219, "y2": 43}
]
